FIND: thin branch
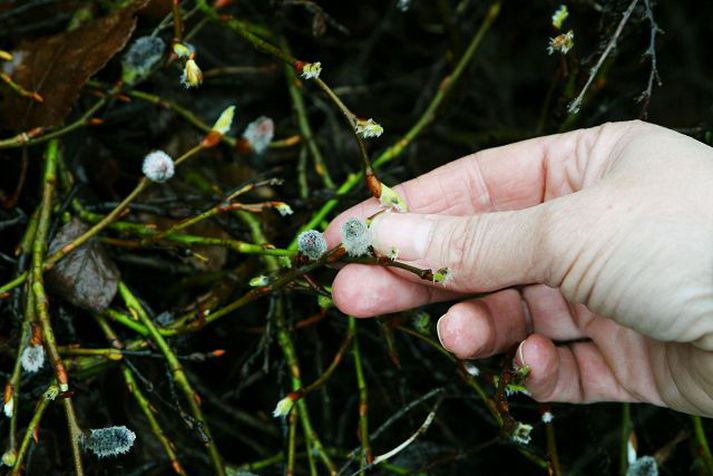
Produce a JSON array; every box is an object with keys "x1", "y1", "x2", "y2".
[
  {"x1": 637, "y1": 0, "x2": 663, "y2": 118},
  {"x1": 567, "y1": 0, "x2": 639, "y2": 114},
  {"x1": 288, "y1": 0, "x2": 502, "y2": 246},
  {"x1": 118, "y1": 283, "x2": 226, "y2": 475}
]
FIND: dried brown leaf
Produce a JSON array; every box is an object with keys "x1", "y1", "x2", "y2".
[
  {"x1": 46, "y1": 218, "x2": 120, "y2": 313},
  {"x1": 2, "y1": 1, "x2": 148, "y2": 130}
]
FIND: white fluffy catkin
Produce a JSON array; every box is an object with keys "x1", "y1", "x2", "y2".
[
  {"x1": 82, "y1": 426, "x2": 137, "y2": 458},
  {"x1": 121, "y1": 36, "x2": 166, "y2": 84},
  {"x1": 142, "y1": 150, "x2": 174, "y2": 182},
  {"x1": 21, "y1": 344, "x2": 45, "y2": 373},
  {"x1": 341, "y1": 218, "x2": 371, "y2": 256},
  {"x1": 243, "y1": 116, "x2": 275, "y2": 154},
  {"x1": 297, "y1": 230, "x2": 328, "y2": 261}
]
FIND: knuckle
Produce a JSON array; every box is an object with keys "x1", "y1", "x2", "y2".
[
  {"x1": 531, "y1": 204, "x2": 566, "y2": 285},
  {"x1": 442, "y1": 217, "x2": 479, "y2": 269}
]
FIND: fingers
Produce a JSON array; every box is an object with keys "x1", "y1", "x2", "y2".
[
  {"x1": 521, "y1": 284, "x2": 590, "y2": 340},
  {"x1": 434, "y1": 285, "x2": 587, "y2": 359},
  {"x1": 367, "y1": 207, "x2": 548, "y2": 293},
  {"x1": 515, "y1": 334, "x2": 638, "y2": 403},
  {"x1": 429, "y1": 288, "x2": 665, "y2": 406},
  {"x1": 331, "y1": 264, "x2": 459, "y2": 318},
  {"x1": 435, "y1": 290, "x2": 528, "y2": 359},
  {"x1": 325, "y1": 121, "x2": 638, "y2": 246}
]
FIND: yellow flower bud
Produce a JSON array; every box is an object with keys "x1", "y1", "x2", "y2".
[{"x1": 181, "y1": 58, "x2": 203, "y2": 88}]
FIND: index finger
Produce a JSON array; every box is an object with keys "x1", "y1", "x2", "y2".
[{"x1": 325, "y1": 121, "x2": 633, "y2": 246}]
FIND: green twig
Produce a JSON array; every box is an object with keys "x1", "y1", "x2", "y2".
[
  {"x1": 3, "y1": 210, "x2": 40, "y2": 463},
  {"x1": 1, "y1": 72, "x2": 43, "y2": 102},
  {"x1": 287, "y1": 403, "x2": 298, "y2": 476},
  {"x1": 31, "y1": 140, "x2": 84, "y2": 474},
  {"x1": 0, "y1": 143, "x2": 207, "y2": 296},
  {"x1": 227, "y1": 200, "x2": 333, "y2": 475},
  {"x1": 350, "y1": 317, "x2": 371, "y2": 472},
  {"x1": 196, "y1": 2, "x2": 298, "y2": 66},
  {"x1": 10, "y1": 386, "x2": 57, "y2": 475},
  {"x1": 172, "y1": 0, "x2": 184, "y2": 42},
  {"x1": 282, "y1": 41, "x2": 335, "y2": 190},
  {"x1": 276, "y1": 297, "x2": 334, "y2": 475},
  {"x1": 118, "y1": 282, "x2": 225, "y2": 475},
  {"x1": 288, "y1": 0, "x2": 502, "y2": 247},
  {"x1": 545, "y1": 412, "x2": 562, "y2": 476},
  {"x1": 692, "y1": 415, "x2": 713, "y2": 473},
  {"x1": 63, "y1": 398, "x2": 84, "y2": 476},
  {"x1": 0, "y1": 96, "x2": 108, "y2": 149},
  {"x1": 94, "y1": 315, "x2": 188, "y2": 475},
  {"x1": 78, "y1": 209, "x2": 295, "y2": 257},
  {"x1": 45, "y1": 143, "x2": 204, "y2": 270}
]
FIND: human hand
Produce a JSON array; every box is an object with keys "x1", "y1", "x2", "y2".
[{"x1": 325, "y1": 120, "x2": 713, "y2": 417}]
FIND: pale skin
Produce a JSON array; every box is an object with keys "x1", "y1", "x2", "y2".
[{"x1": 325, "y1": 120, "x2": 713, "y2": 417}]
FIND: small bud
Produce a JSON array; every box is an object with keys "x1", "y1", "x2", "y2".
[
  {"x1": 317, "y1": 295, "x2": 333, "y2": 309},
  {"x1": 181, "y1": 58, "x2": 203, "y2": 88},
  {"x1": 513, "y1": 362, "x2": 531, "y2": 381},
  {"x1": 142, "y1": 150, "x2": 175, "y2": 183},
  {"x1": 1, "y1": 449, "x2": 17, "y2": 466},
  {"x1": 3, "y1": 396, "x2": 13, "y2": 418},
  {"x1": 551, "y1": 5, "x2": 569, "y2": 30},
  {"x1": 505, "y1": 382, "x2": 530, "y2": 397},
  {"x1": 299, "y1": 61, "x2": 322, "y2": 79},
  {"x1": 122, "y1": 36, "x2": 166, "y2": 85},
  {"x1": 397, "y1": 0, "x2": 411, "y2": 11},
  {"x1": 249, "y1": 275, "x2": 269, "y2": 287},
  {"x1": 387, "y1": 246, "x2": 399, "y2": 261},
  {"x1": 242, "y1": 116, "x2": 275, "y2": 155},
  {"x1": 21, "y1": 344, "x2": 45, "y2": 373},
  {"x1": 211, "y1": 105, "x2": 236, "y2": 135},
  {"x1": 547, "y1": 30, "x2": 574, "y2": 55},
  {"x1": 627, "y1": 432, "x2": 638, "y2": 464},
  {"x1": 432, "y1": 267, "x2": 452, "y2": 285},
  {"x1": 626, "y1": 456, "x2": 658, "y2": 476},
  {"x1": 82, "y1": 425, "x2": 137, "y2": 458},
  {"x1": 2, "y1": 383, "x2": 12, "y2": 418},
  {"x1": 341, "y1": 218, "x2": 371, "y2": 257},
  {"x1": 412, "y1": 311, "x2": 431, "y2": 334},
  {"x1": 172, "y1": 42, "x2": 195, "y2": 59},
  {"x1": 203, "y1": 105, "x2": 237, "y2": 147},
  {"x1": 378, "y1": 183, "x2": 408, "y2": 212},
  {"x1": 541, "y1": 411, "x2": 554, "y2": 424},
  {"x1": 355, "y1": 118, "x2": 384, "y2": 139},
  {"x1": 44, "y1": 385, "x2": 59, "y2": 401},
  {"x1": 274, "y1": 202, "x2": 293, "y2": 217},
  {"x1": 464, "y1": 361, "x2": 480, "y2": 377},
  {"x1": 511, "y1": 422, "x2": 533, "y2": 445},
  {"x1": 297, "y1": 230, "x2": 328, "y2": 261},
  {"x1": 272, "y1": 395, "x2": 295, "y2": 418}
]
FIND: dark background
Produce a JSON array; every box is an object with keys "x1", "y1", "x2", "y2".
[{"x1": 1, "y1": 1, "x2": 712, "y2": 474}]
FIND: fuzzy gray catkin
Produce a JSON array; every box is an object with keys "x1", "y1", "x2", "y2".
[
  {"x1": 121, "y1": 36, "x2": 166, "y2": 85},
  {"x1": 82, "y1": 426, "x2": 136, "y2": 458},
  {"x1": 297, "y1": 230, "x2": 328, "y2": 260},
  {"x1": 341, "y1": 218, "x2": 371, "y2": 256}
]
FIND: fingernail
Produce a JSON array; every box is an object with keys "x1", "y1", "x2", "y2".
[
  {"x1": 436, "y1": 314, "x2": 448, "y2": 349},
  {"x1": 514, "y1": 339, "x2": 528, "y2": 369},
  {"x1": 370, "y1": 213, "x2": 433, "y2": 261}
]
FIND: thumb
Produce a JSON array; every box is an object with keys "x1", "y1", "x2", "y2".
[{"x1": 369, "y1": 208, "x2": 549, "y2": 292}]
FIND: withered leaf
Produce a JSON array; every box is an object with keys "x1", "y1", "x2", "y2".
[
  {"x1": 2, "y1": 0, "x2": 148, "y2": 130},
  {"x1": 47, "y1": 218, "x2": 120, "y2": 313}
]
